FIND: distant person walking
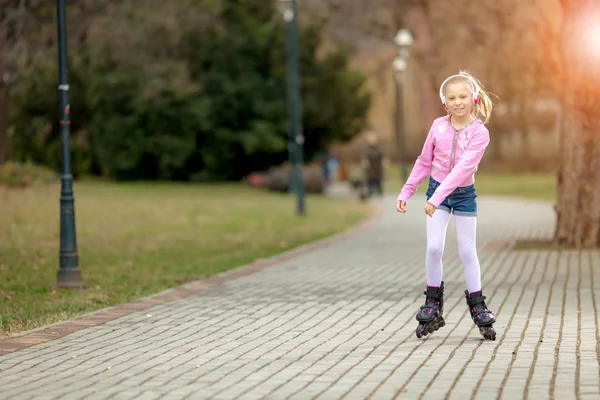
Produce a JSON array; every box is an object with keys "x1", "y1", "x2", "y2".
[{"x1": 361, "y1": 130, "x2": 385, "y2": 198}]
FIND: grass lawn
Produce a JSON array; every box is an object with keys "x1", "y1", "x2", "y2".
[
  {"x1": 382, "y1": 166, "x2": 556, "y2": 202},
  {"x1": 0, "y1": 181, "x2": 369, "y2": 338}
]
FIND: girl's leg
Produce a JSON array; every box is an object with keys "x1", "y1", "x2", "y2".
[
  {"x1": 454, "y1": 215, "x2": 481, "y2": 293},
  {"x1": 425, "y1": 209, "x2": 451, "y2": 287}
]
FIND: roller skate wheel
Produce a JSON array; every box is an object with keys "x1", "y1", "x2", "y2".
[{"x1": 479, "y1": 326, "x2": 496, "y2": 341}]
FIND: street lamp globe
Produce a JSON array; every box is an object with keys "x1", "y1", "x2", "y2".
[
  {"x1": 392, "y1": 56, "x2": 407, "y2": 73},
  {"x1": 277, "y1": 0, "x2": 295, "y2": 22},
  {"x1": 392, "y1": 56, "x2": 408, "y2": 82},
  {"x1": 395, "y1": 29, "x2": 414, "y2": 59}
]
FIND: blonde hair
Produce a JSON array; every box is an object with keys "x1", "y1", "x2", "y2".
[{"x1": 442, "y1": 71, "x2": 493, "y2": 123}]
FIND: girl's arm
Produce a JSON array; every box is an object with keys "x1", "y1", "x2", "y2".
[
  {"x1": 428, "y1": 125, "x2": 490, "y2": 208},
  {"x1": 397, "y1": 123, "x2": 436, "y2": 202}
]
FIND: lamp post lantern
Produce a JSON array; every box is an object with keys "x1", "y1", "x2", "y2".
[
  {"x1": 277, "y1": 0, "x2": 305, "y2": 216},
  {"x1": 395, "y1": 29, "x2": 414, "y2": 60},
  {"x1": 392, "y1": 28, "x2": 414, "y2": 184},
  {"x1": 56, "y1": 0, "x2": 83, "y2": 289}
]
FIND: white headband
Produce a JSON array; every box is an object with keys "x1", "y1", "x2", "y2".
[{"x1": 439, "y1": 74, "x2": 480, "y2": 105}]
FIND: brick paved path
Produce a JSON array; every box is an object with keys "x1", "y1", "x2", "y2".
[{"x1": 1, "y1": 196, "x2": 599, "y2": 399}]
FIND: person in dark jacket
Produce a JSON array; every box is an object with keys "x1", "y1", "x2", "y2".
[{"x1": 361, "y1": 130, "x2": 386, "y2": 198}]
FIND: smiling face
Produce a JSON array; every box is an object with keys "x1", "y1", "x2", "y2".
[{"x1": 444, "y1": 82, "x2": 474, "y2": 119}]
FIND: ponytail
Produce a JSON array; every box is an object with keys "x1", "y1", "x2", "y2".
[{"x1": 473, "y1": 82, "x2": 493, "y2": 124}]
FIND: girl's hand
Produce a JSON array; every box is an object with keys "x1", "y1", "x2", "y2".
[
  {"x1": 396, "y1": 200, "x2": 407, "y2": 213},
  {"x1": 424, "y1": 202, "x2": 437, "y2": 217}
]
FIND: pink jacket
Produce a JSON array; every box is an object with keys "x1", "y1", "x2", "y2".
[{"x1": 397, "y1": 116, "x2": 490, "y2": 208}]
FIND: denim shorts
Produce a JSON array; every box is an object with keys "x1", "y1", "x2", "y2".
[{"x1": 425, "y1": 177, "x2": 478, "y2": 217}]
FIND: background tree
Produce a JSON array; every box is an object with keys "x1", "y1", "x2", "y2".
[
  {"x1": 548, "y1": 0, "x2": 600, "y2": 247},
  {"x1": 0, "y1": 19, "x2": 8, "y2": 165},
  {"x1": 5, "y1": 0, "x2": 370, "y2": 181}
]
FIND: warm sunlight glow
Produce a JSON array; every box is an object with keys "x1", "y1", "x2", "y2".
[
  {"x1": 589, "y1": 23, "x2": 600, "y2": 57},
  {"x1": 577, "y1": 14, "x2": 600, "y2": 60}
]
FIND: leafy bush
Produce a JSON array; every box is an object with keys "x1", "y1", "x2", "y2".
[
  {"x1": 0, "y1": 162, "x2": 59, "y2": 188},
  {"x1": 8, "y1": 0, "x2": 371, "y2": 181}
]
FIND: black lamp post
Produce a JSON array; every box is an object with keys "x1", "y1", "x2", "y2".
[
  {"x1": 55, "y1": 0, "x2": 83, "y2": 289},
  {"x1": 278, "y1": 0, "x2": 305, "y2": 216},
  {"x1": 392, "y1": 29, "x2": 414, "y2": 185}
]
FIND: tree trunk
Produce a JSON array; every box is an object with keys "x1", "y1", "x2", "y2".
[
  {"x1": 0, "y1": 87, "x2": 9, "y2": 165},
  {"x1": 0, "y1": 26, "x2": 11, "y2": 165},
  {"x1": 553, "y1": 0, "x2": 600, "y2": 248},
  {"x1": 405, "y1": 5, "x2": 443, "y2": 138}
]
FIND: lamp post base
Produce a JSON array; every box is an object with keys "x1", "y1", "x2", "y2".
[{"x1": 56, "y1": 267, "x2": 85, "y2": 289}]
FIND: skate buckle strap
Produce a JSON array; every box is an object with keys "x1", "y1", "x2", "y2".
[
  {"x1": 423, "y1": 288, "x2": 443, "y2": 299},
  {"x1": 420, "y1": 302, "x2": 439, "y2": 311},
  {"x1": 472, "y1": 308, "x2": 494, "y2": 320},
  {"x1": 466, "y1": 293, "x2": 487, "y2": 307}
]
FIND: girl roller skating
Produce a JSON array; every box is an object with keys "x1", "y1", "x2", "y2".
[{"x1": 397, "y1": 71, "x2": 496, "y2": 341}]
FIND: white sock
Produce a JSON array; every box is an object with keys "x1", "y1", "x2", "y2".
[
  {"x1": 455, "y1": 215, "x2": 482, "y2": 293},
  {"x1": 425, "y1": 209, "x2": 450, "y2": 287}
]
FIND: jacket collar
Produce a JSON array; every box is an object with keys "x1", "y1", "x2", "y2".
[{"x1": 444, "y1": 115, "x2": 481, "y2": 131}]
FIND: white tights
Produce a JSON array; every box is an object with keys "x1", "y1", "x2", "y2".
[{"x1": 425, "y1": 210, "x2": 481, "y2": 293}]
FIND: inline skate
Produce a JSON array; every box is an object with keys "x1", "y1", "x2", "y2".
[
  {"x1": 465, "y1": 290, "x2": 496, "y2": 340},
  {"x1": 415, "y1": 282, "x2": 445, "y2": 339}
]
